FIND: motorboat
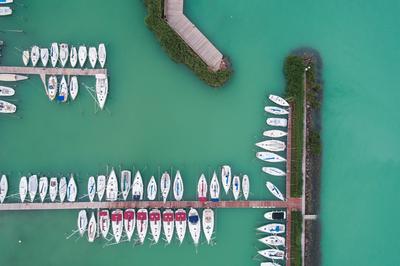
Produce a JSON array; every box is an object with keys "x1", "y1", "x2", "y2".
[
  {"x1": 98, "y1": 43, "x2": 106, "y2": 68},
  {"x1": 87, "y1": 176, "x2": 96, "y2": 202},
  {"x1": 175, "y1": 209, "x2": 187, "y2": 244},
  {"x1": 58, "y1": 76, "x2": 68, "y2": 102},
  {"x1": 149, "y1": 209, "x2": 161, "y2": 243},
  {"x1": 258, "y1": 249, "x2": 285, "y2": 260},
  {"x1": 257, "y1": 223, "x2": 285, "y2": 234},
  {"x1": 259, "y1": 235, "x2": 285, "y2": 246},
  {"x1": 69, "y1": 76, "x2": 78, "y2": 100},
  {"x1": 266, "y1": 181, "x2": 285, "y2": 201},
  {"x1": 40, "y1": 48, "x2": 49, "y2": 67},
  {"x1": 124, "y1": 209, "x2": 135, "y2": 241},
  {"x1": 97, "y1": 175, "x2": 106, "y2": 201},
  {"x1": 49, "y1": 177, "x2": 58, "y2": 202},
  {"x1": 0, "y1": 0, "x2": 13, "y2": 4},
  {"x1": 242, "y1": 175, "x2": 250, "y2": 200},
  {"x1": 266, "y1": 118, "x2": 287, "y2": 127},
  {"x1": 50, "y1": 42, "x2": 59, "y2": 67},
  {"x1": 89, "y1": 47, "x2": 97, "y2": 68},
  {"x1": 262, "y1": 167, "x2": 286, "y2": 177},
  {"x1": 111, "y1": 209, "x2": 124, "y2": 243},
  {"x1": 173, "y1": 170, "x2": 184, "y2": 201},
  {"x1": 120, "y1": 170, "x2": 131, "y2": 200},
  {"x1": 0, "y1": 74, "x2": 28, "y2": 82},
  {"x1": 38, "y1": 176, "x2": 48, "y2": 202},
  {"x1": 47, "y1": 76, "x2": 58, "y2": 101},
  {"x1": 77, "y1": 210, "x2": 88, "y2": 237},
  {"x1": 30, "y1": 46, "x2": 39, "y2": 66},
  {"x1": 197, "y1": 174, "x2": 207, "y2": 202},
  {"x1": 22, "y1": 50, "x2": 29, "y2": 66},
  {"x1": 256, "y1": 151, "x2": 286, "y2": 163},
  {"x1": 202, "y1": 208, "x2": 214, "y2": 244},
  {"x1": 0, "y1": 86, "x2": 14, "y2": 96},
  {"x1": 59, "y1": 176, "x2": 67, "y2": 203},
  {"x1": 0, "y1": 6, "x2": 11, "y2": 16},
  {"x1": 59, "y1": 43, "x2": 69, "y2": 67},
  {"x1": 160, "y1": 171, "x2": 171, "y2": 202},
  {"x1": 95, "y1": 74, "x2": 108, "y2": 110},
  {"x1": 0, "y1": 174, "x2": 7, "y2": 203},
  {"x1": 99, "y1": 209, "x2": 110, "y2": 238},
  {"x1": 78, "y1": 45, "x2": 87, "y2": 67},
  {"x1": 19, "y1": 176, "x2": 28, "y2": 202},
  {"x1": 255, "y1": 140, "x2": 286, "y2": 152},
  {"x1": 0, "y1": 100, "x2": 16, "y2": 113},
  {"x1": 147, "y1": 175, "x2": 157, "y2": 200},
  {"x1": 264, "y1": 211, "x2": 286, "y2": 221},
  {"x1": 188, "y1": 208, "x2": 201, "y2": 246},
  {"x1": 232, "y1": 175, "x2": 240, "y2": 200},
  {"x1": 221, "y1": 165, "x2": 231, "y2": 194},
  {"x1": 265, "y1": 106, "x2": 289, "y2": 115},
  {"x1": 87, "y1": 212, "x2": 96, "y2": 242},
  {"x1": 269, "y1": 94, "x2": 289, "y2": 107},
  {"x1": 260, "y1": 263, "x2": 281, "y2": 266},
  {"x1": 136, "y1": 208, "x2": 148, "y2": 244},
  {"x1": 106, "y1": 168, "x2": 118, "y2": 201},
  {"x1": 132, "y1": 170, "x2": 143, "y2": 200},
  {"x1": 209, "y1": 171, "x2": 220, "y2": 202},
  {"x1": 162, "y1": 209, "x2": 174, "y2": 244},
  {"x1": 67, "y1": 174, "x2": 77, "y2": 202},
  {"x1": 28, "y1": 174, "x2": 38, "y2": 202},
  {"x1": 263, "y1": 130, "x2": 287, "y2": 138},
  {"x1": 70, "y1": 46, "x2": 77, "y2": 68}
]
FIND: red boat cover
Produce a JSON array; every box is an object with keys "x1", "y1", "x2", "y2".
[
  {"x1": 137, "y1": 211, "x2": 148, "y2": 221},
  {"x1": 99, "y1": 210, "x2": 108, "y2": 216},
  {"x1": 163, "y1": 212, "x2": 174, "y2": 222},
  {"x1": 124, "y1": 210, "x2": 135, "y2": 220},
  {"x1": 149, "y1": 211, "x2": 161, "y2": 221},
  {"x1": 175, "y1": 211, "x2": 187, "y2": 221},
  {"x1": 111, "y1": 212, "x2": 122, "y2": 222}
]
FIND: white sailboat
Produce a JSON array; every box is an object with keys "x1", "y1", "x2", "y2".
[
  {"x1": 0, "y1": 74, "x2": 28, "y2": 82},
  {"x1": 50, "y1": 42, "x2": 59, "y2": 67},
  {"x1": 175, "y1": 209, "x2": 187, "y2": 244},
  {"x1": 263, "y1": 129, "x2": 288, "y2": 138},
  {"x1": 58, "y1": 76, "x2": 68, "y2": 102},
  {"x1": 28, "y1": 174, "x2": 38, "y2": 202},
  {"x1": 257, "y1": 223, "x2": 285, "y2": 234},
  {"x1": 78, "y1": 45, "x2": 87, "y2": 68},
  {"x1": 266, "y1": 181, "x2": 285, "y2": 201},
  {"x1": 69, "y1": 76, "x2": 78, "y2": 100},
  {"x1": 259, "y1": 236, "x2": 286, "y2": 246},
  {"x1": 30, "y1": 46, "x2": 40, "y2": 67},
  {"x1": 38, "y1": 176, "x2": 48, "y2": 202},
  {"x1": 95, "y1": 74, "x2": 108, "y2": 110},
  {"x1": 160, "y1": 171, "x2": 171, "y2": 203},
  {"x1": 97, "y1": 175, "x2": 106, "y2": 201},
  {"x1": 40, "y1": 48, "x2": 49, "y2": 67},
  {"x1": 209, "y1": 171, "x2": 220, "y2": 202},
  {"x1": 77, "y1": 210, "x2": 88, "y2": 237},
  {"x1": 49, "y1": 177, "x2": 58, "y2": 202},
  {"x1": 267, "y1": 118, "x2": 288, "y2": 127},
  {"x1": 88, "y1": 47, "x2": 97, "y2": 68},
  {"x1": 221, "y1": 165, "x2": 231, "y2": 194},
  {"x1": 70, "y1": 46, "x2": 77, "y2": 68},
  {"x1": 132, "y1": 170, "x2": 144, "y2": 200},
  {"x1": 99, "y1": 209, "x2": 110, "y2": 238},
  {"x1": 265, "y1": 106, "x2": 289, "y2": 115},
  {"x1": 162, "y1": 209, "x2": 174, "y2": 244},
  {"x1": 0, "y1": 6, "x2": 12, "y2": 16},
  {"x1": 242, "y1": 175, "x2": 250, "y2": 200},
  {"x1": 262, "y1": 167, "x2": 286, "y2": 177},
  {"x1": 197, "y1": 174, "x2": 207, "y2": 202},
  {"x1": 87, "y1": 176, "x2": 96, "y2": 202},
  {"x1": 59, "y1": 43, "x2": 69, "y2": 67},
  {"x1": 147, "y1": 176, "x2": 157, "y2": 200},
  {"x1": 47, "y1": 76, "x2": 57, "y2": 101},
  {"x1": 67, "y1": 175, "x2": 77, "y2": 202},
  {"x1": 106, "y1": 168, "x2": 118, "y2": 201},
  {"x1": 87, "y1": 212, "x2": 96, "y2": 243},
  {"x1": 256, "y1": 151, "x2": 286, "y2": 163},
  {"x1": 202, "y1": 208, "x2": 214, "y2": 244},
  {"x1": 120, "y1": 170, "x2": 131, "y2": 200},
  {"x1": 0, "y1": 86, "x2": 14, "y2": 96},
  {"x1": 173, "y1": 170, "x2": 184, "y2": 201},
  {"x1": 149, "y1": 209, "x2": 161, "y2": 243},
  {"x1": 124, "y1": 209, "x2": 135, "y2": 241},
  {"x1": 59, "y1": 176, "x2": 67, "y2": 203},
  {"x1": 19, "y1": 176, "x2": 28, "y2": 203},
  {"x1": 0, "y1": 100, "x2": 16, "y2": 113},
  {"x1": 232, "y1": 175, "x2": 240, "y2": 200},
  {"x1": 136, "y1": 208, "x2": 148, "y2": 244},
  {"x1": 258, "y1": 249, "x2": 285, "y2": 260},
  {"x1": 0, "y1": 174, "x2": 8, "y2": 203},
  {"x1": 255, "y1": 140, "x2": 286, "y2": 152},
  {"x1": 269, "y1": 94, "x2": 289, "y2": 107},
  {"x1": 188, "y1": 208, "x2": 201, "y2": 246},
  {"x1": 111, "y1": 209, "x2": 124, "y2": 243},
  {"x1": 22, "y1": 50, "x2": 29, "y2": 66},
  {"x1": 98, "y1": 43, "x2": 106, "y2": 68}
]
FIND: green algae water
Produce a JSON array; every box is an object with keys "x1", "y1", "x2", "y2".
[{"x1": 0, "y1": 0, "x2": 399, "y2": 265}]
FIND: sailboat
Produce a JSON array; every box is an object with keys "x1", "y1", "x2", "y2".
[
  {"x1": 258, "y1": 249, "x2": 285, "y2": 260},
  {"x1": 30, "y1": 46, "x2": 40, "y2": 67},
  {"x1": 38, "y1": 176, "x2": 48, "y2": 202},
  {"x1": 175, "y1": 209, "x2": 187, "y2": 244},
  {"x1": 147, "y1": 176, "x2": 157, "y2": 200},
  {"x1": 0, "y1": 74, "x2": 28, "y2": 82},
  {"x1": 58, "y1": 76, "x2": 68, "y2": 102},
  {"x1": 132, "y1": 171, "x2": 144, "y2": 201},
  {"x1": 70, "y1": 46, "x2": 78, "y2": 68},
  {"x1": 97, "y1": 175, "x2": 106, "y2": 201},
  {"x1": 267, "y1": 118, "x2": 288, "y2": 127},
  {"x1": 0, "y1": 6, "x2": 12, "y2": 16},
  {"x1": 19, "y1": 176, "x2": 27, "y2": 203},
  {"x1": 256, "y1": 151, "x2": 286, "y2": 163},
  {"x1": 59, "y1": 43, "x2": 69, "y2": 67},
  {"x1": 77, "y1": 210, "x2": 88, "y2": 237},
  {"x1": 111, "y1": 209, "x2": 124, "y2": 243},
  {"x1": 89, "y1": 47, "x2": 97, "y2": 68},
  {"x1": 263, "y1": 130, "x2": 287, "y2": 138},
  {"x1": 87, "y1": 176, "x2": 96, "y2": 202},
  {"x1": 0, "y1": 86, "x2": 14, "y2": 96},
  {"x1": 202, "y1": 208, "x2": 214, "y2": 244},
  {"x1": 50, "y1": 42, "x2": 59, "y2": 67},
  {"x1": 162, "y1": 209, "x2": 174, "y2": 244},
  {"x1": 136, "y1": 208, "x2": 148, "y2": 244},
  {"x1": 78, "y1": 45, "x2": 87, "y2": 67},
  {"x1": 106, "y1": 168, "x2": 118, "y2": 201},
  {"x1": 242, "y1": 175, "x2": 250, "y2": 200},
  {"x1": 160, "y1": 171, "x2": 171, "y2": 203},
  {"x1": 262, "y1": 167, "x2": 286, "y2": 177},
  {"x1": 188, "y1": 208, "x2": 201, "y2": 246},
  {"x1": 266, "y1": 181, "x2": 285, "y2": 201},
  {"x1": 59, "y1": 176, "x2": 67, "y2": 203},
  {"x1": 260, "y1": 263, "x2": 281, "y2": 266},
  {"x1": 22, "y1": 50, "x2": 29, "y2": 66},
  {"x1": 209, "y1": 171, "x2": 220, "y2": 202},
  {"x1": 0, "y1": 100, "x2": 16, "y2": 113},
  {"x1": 124, "y1": 209, "x2": 135, "y2": 241},
  {"x1": 173, "y1": 170, "x2": 184, "y2": 201},
  {"x1": 265, "y1": 106, "x2": 289, "y2": 115},
  {"x1": 87, "y1": 212, "x2": 96, "y2": 243},
  {"x1": 259, "y1": 235, "x2": 285, "y2": 246},
  {"x1": 95, "y1": 74, "x2": 108, "y2": 110},
  {"x1": 197, "y1": 174, "x2": 207, "y2": 202},
  {"x1": 255, "y1": 140, "x2": 286, "y2": 152},
  {"x1": 120, "y1": 170, "x2": 131, "y2": 200},
  {"x1": 0, "y1": 174, "x2": 8, "y2": 203},
  {"x1": 67, "y1": 175, "x2": 77, "y2": 202},
  {"x1": 69, "y1": 76, "x2": 78, "y2": 101},
  {"x1": 47, "y1": 76, "x2": 58, "y2": 101},
  {"x1": 40, "y1": 48, "x2": 49, "y2": 67},
  {"x1": 232, "y1": 175, "x2": 241, "y2": 200},
  {"x1": 28, "y1": 174, "x2": 38, "y2": 202},
  {"x1": 257, "y1": 223, "x2": 285, "y2": 234},
  {"x1": 269, "y1": 94, "x2": 289, "y2": 107},
  {"x1": 98, "y1": 43, "x2": 106, "y2": 68},
  {"x1": 149, "y1": 209, "x2": 161, "y2": 243},
  {"x1": 221, "y1": 165, "x2": 231, "y2": 194},
  {"x1": 49, "y1": 177, "x2": 58, "y2": 202},
  {"x1": 99, "y1": 209, "x2": 110, "y2": 238}
]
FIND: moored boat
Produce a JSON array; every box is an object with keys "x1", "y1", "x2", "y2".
[
  {"x1": 173, "y1": 170, "x2": 184, "y2": 201},
  {"x1": 111, "y1": 209, "x2": 124, "y2": 243},
  {"x1": 59, "y1": 43, "x2": 69, "y2": 67},
  {"x1": 0, "y1": 0, "x2": 13, "y2": 4},
  {"x1": 99, "y1": 209, "x2": 110, "y2": 238},
  {"x1": 120, "y1": 170, "x2": 131, "y2": 200},
  {"x1": 78, "y1": 45, "x2": 87, "y2": 67},
  {"x1": 106, "y1": 168, "x2": 118, "y2": 201},
  {"x1": 149, "y1": 209, "x2": 161, "y2": 243},
  {"x1": 0, "y1": 74, "x2": 28, "y2": 82},
  {"x1": 124, "y1": 209, "x2": 135, "y2": 241},
  {"x1": 87, "y1": 176, "x2": 96, "y2": 202},
  {"x1": 19, "y1": 176, "x2": 28, "y2": 203},
  {"x1": 260, "y1": 262, "x2": 282, "y2": 266},
  {"x1": 49, "y1": 177, "x2": 58, "y2": 202},
  {"x1": 258, "y1": 249, "x2": 285, "y2": 260},
  {"x1": 0, "y1": 100, "x2": 16, "y2": 113},
  {"x1": 264, "y1": 211, "x2": 286, "y2": 221},
  {"x1": 30, "y1": 46, "x2": 39, "y2": 67},
  {"x1": 269, "y1": 94, "x2": 289, "y2": 107},
  {"x1": 132, "y1": 171, "x2": 144, "y2": 201},
  {"x1": 197, "y1": 174, "x2": 207, "y2": 202},
  {"x1": 266, "y1": 118, "x2": 288, "y2": 127},
  {"x1": 232, "y1": 175, "x2": 240, "y2": 200},
  {"x1": 77, "y1": 210, "x2": 88, "y2": 237},
  {"x1": 147, "y1": 175, "x2": 157, "y2": 200},
  {"x1": 89, "y1": 47, "x2": 97, "y2": 68},
  {"x1": 175, "y1": 209, "x2": 187, "y2": 244},
  {"x1": 257, "y1": 223, "x2": 285, "y2": 234},
  {"x1": 47, "y1": 76, "x2": 57, "y2": 101},
  {"x1": 58, "y1": 76, "x2": 68, "y2": 102},
  {"x1": 266, "y1": 181, "x2": 285, "y2": 201},
  {"x1": 263, "y1": 129, "x2": 288, "y2": 138},
  {"x1": 39, "y1": 176, "x2": 48, "y2": 202},
  {"x1": 50, "y1": 42, "x2": 59, "y2": 67},
  {"x1": 28, "y1": 174, "x2": 38, "y2": 202},
  {"x1": 0, "y1": 6, "x2": 11, "y2": 16},
  {"x1": 162, "y1": 209, "x2": 174, "y2": 244},
  {"x1": 59, "y1": 176, "x2": 67, "y2": 203},
  {"x1": 256, "y1": 151, "x2": 286, "y2": 163},
  {"x1": 242, "y1": 175, "x2": 250, "y2": 200},
  {"x1": 87, "y1": 212, "x2": 96, "y2": 242},
  {"x1": 209, "y1": 171, "x2": 220, "y2": 202},
  {"x1": 188, "y1": 208, "x2": 201, "y2": 246},
  {"x1": 202, "y1": 208, "x2": 214, "y2": 244},
  {"x1": 255, "y1": 140, "x2": 286, "y2": 152},
  {"x1": 95, "y1": 74, "x2": 108, "y2": 110},
  {"x1": 262, "y1": 167, "x2": 286, "y2": 177},
  {"x1": 70, "y1": 46, "x2": 77, "y2": 68},
  {"x1": 0, "y1": 86, "x2": 14, "y2": 96},
  {"x1": 136, "y1": 208, "x2": 148, "y2": 244},
  {"x1": 265, "y1": 106, "x2": 289, "y2": 115},
  {"x1": 259, "y1": 236, "x2": 286, "y2": 247},
  {"x1": 69, "y1": 76, "x2": 78, "y2": 100},
  {"x1": 160, "y1": 171, "x2": 171, "y2": 202},
  {"x1": 67, "y1": 174, "x2": 77, "y2": 202},
  {"x1": 40, "y1": 48, "x2": 49, "y2": 67},
  {"x1": 0, "y1": 174, "x2": 8, "y2": 203},
  {"x1": 98, "y1": 43, "x2": 106, "y2": 68},
  {"x1": 97, "y1": 175, "x2": 106, "y2": 201},
  {"x1": 221, "y1": 165, "x2": 232, "y2": 194},
  {"x1": 22, "y1": 50, "x2": 29, "y2": 66}
]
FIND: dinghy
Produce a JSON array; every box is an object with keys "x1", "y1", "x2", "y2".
[
  {"x1": 98, "y1": 43, "x2": 106, "y2": 68},
  {"x1": 87, "y1": 176, "x2": 96, "y2": 202},
  {"x1": 67, "y1": 175, "x2": 77, "y2": 202},
  {"x1": 242, "y1": 175, "x2": 250, "y2": 200},
  {"x1": 202, "y1": 208, "x2": 214, "y2": 244},
  {"x1": 124, "y1": 209, "x2": 135, "y2": 241},
  {"x1": 262, "y1": 167, "x2": 286, "y2": 177},
  {"x1": 267, "y1": 118, "x2": 287, "y2": 127},
  {"x1": 197, "y1": 174, "x2": 207, "y2": 202},
  {"x1": 95, "y1": 74, "x2": 108, "y2": 110},
  {"x1": 106, "y1": 168, "x2": 118, "y2": 201},
  {"x1": 255, "y1": 140, "x2": 286, "y2": 152},
  {"x1": 59, "y1": 176, "x2": 67, "y2": 203},
  {"x1": 258, "y1": 249, "x2": 285, "y2": 260},
  {"x1": 160, "y1": 171, "x2": 171, "y2": 202},
  {"x1": 269, "y1": 94, "x2": 289, "y2": 107},
  {"x1": 87, "y1": 212, "x2": 96, "y2": 242},
  {"x1": 88, "y1": 47, "x2": 97, "y2": 68},
  {"x1": 175, "y1": 209, "x2": 187, "y2": 244},
  {"x1": 265, "y1": 106, "x2": 289, "y2": 115},
  {"x1": 0, "y1": 6, "x2": 11, "y2": 16},
  {"x1": 147, "y1": 176, "x2": 157, "y2": 200},
  {"x1": 263, "y1": 130, "x2": 287, "y2": 138},
  {"x1": 97, "y1": 175, "x2": 106, "y2": 201},
  {"x1": 136, "y1": 208, "x2": 148, "y2": 244},
  {"x1": 39, "y1": 176, "x2": 48, "y2": 202},
  {"x1": 221, "y1": 165, "x2": 231, "y2": 194},
  {"x1": 162, "y1": 209, "x2": 174, "y2": 244},
  {"x1": 28, "y1": 174, "x2": 38, "y2": 202},
  {"x1": 209, "y1": 171, "x2": 220, "y2": 202},
  {"x1": 70, "y1": 46, "x2": 77, "y2": 68},
  {"x1": 173, "y1": 170, "x2": 184, "y2": 201},
  {"x1": 120, "y1": 170, "x2": 131, "y2": 200},
  {"x1": 0, "y1": 74, "x2": 28, "y2": 82},
  {"x1": 59, "y1": 43, "x2": 69, "y2": 67},
  {"x1": 132, "y1": 171, "x2": 144, "y2": 200},
  {"x1": 111, "y1": 209, "x2": 124, "y2": 243},
  {"x1": 47, "y1": 76, "x2": 57, "y2": 101},
  {"x1": 266, "y1": 181, "x2": 285, "y2": 201},
  {"x1": 50, "y1": 42, "x2": 59, "y2": 67},
  {"x1": 232, "y1": 175, "x2": 240, "y2": 200},
  {"x1": 264, "y1": 211, "x2": 286, "y2": 221},
  {"x1": 256, "y1": 151, "x2": 286, "y2": 163},
  {"x1": 78, "y1": 45, "x2": 87, "y2": 67},
  {"x1": 77, "y1": 210, "x2": 88, "y2": 237},
  {"x1": 30, "y1": 45, "x2": 39, "y2": 66},
  {"x1": 188, "y1": 208, "x2": 201, "y2": 246},
  {"x1": 259, "y1": 235, "x2": 285, "y2": 246},
  {"x1": 49, "y1": 177, "x2": 58, "y2": 202},
  {"x1": 58, "y1": 76, "x2": 68, "y2": 102},
  {"x1": 69, "y1": 76, "x2": 78, "y2": 100},
  {"x1": 0, "y1": 86, "x2": 14, "y2": 96},
  {"x1": 19, "y1": 176, "x2": 28, "y2": 203},
  {"x1": 40, "y1": 48, "x2": 49, "y2": 67},
  {"x1": 22, "y1": 50, "x2": 29, "y2": 66},
  {"x1": 99, "y1": 209, "x2": 110, "y2": 238},
  {"x1": 0, "y1": 100, "x2": 16, "y2": 113},
  {"x1": 149, "y1": 209, "x2": 161, "y2": 243},
  {"x1": 0, "y1": 174, "x2": 7, "y2": 203},
  {"x1": 257, "y1": 223, "x2": 285, "y2": 234}
]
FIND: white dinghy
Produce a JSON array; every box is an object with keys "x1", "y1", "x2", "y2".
[
  {"x1": 87, "y1": 212, "x2": 96, "y2": 243},
  {"x1": 262, "y1": 167, "x2": 286, "y2": 177},
  {"x1": 77, "y1": 210, "x2": 88, "y2": 237},
  {"x1": 50, "y1": 42, "x2": 59, "y2": 67},
  {"x1": 111, "y1": 209, "x2": 124, "y2": 243},
  {"x1": 59, "y1": 43, "x2": 69, "y2": 67},
  {"x1": 265, "y1": 106, "x2": 289, "y2": 115},
  {"x1": 22, "y1": 50, "x2": 29, "y2": 66},
  {"x1": 163, "y1": 209, "x2": 175, "y2": 244},
  {"x1": 259, "y1": 236, "x2": 286, "y2": 246},
  {"x1": 40, "y1": 48, "x2": 49, "y2": 67},
  {"x1": 175, "y1": 209, "x2": 187, "y2": 244},
  {"x1": 59, "y1": 176, "x2": 67, "y2": 203},
  {"x1": 124, "y1": 209, "x2": 135, "y2": 241},
  {"x1": 242, "y1": 175, "x2": 250, "y2": 200},
  {"x1": 99, "y1": 209, "x2": 110, "y2": 238},
  {"x1": 49, "y1": 177, "x2": 58, "y2": 202},
  {"x1": 120, "y1": 170, "x2": 131, "y2": 200},
  {"x1": 97, "y1": 175, "x2": 106, "y2": 201},
  {"x1": 0, "y1": 6, "x2": 12, "y2": 16},
  {"x1": 87, "y1": 176, "x2": 96, "y2": 202},
  {"x1": 19, "y1": 176, "x2": 28, "y2": 203},
  {"x1": 67, "y1": 175, "x2": 77, "y2": 202},
  {"x1": 38, "y1": 176, "x2": 48, "y2": 202},
  {"x1": 136, "y1": 208, "x2": 148, "y2": 244},
  {"x1": 106, "y1": 168, "x2": 118, "y2": 201},
  {"x1": 149, "y1": 209, "x2": 161, "y2": 243},
  {"x1": 232, "y1": 175, "x2": 241, "y2": 200},
  {"x1": 173, "y1": 170, "x2": 184, "y2": 201},
  {"x1": 202, "y1": 208, "x2": 214, "y2": 244},
  {"x1": 147, "y1": 175, "x2": 157, "y2": 200},
  {"x1": 160, "y1": 171, "x2": 171, "y2": 203},
  {"x1": 28, "y1": 174, "x2": 38, "y2": 202},
  {"x1": 69, "y1": 76, "x2": 78, "y2": 100},
  {"x1": 132, "y1": 170, "x2": 144, "y2": 201},
  {"x1": 221, "y1": 165, "x2": 232, "y2": 194},
  {"x1": 98, "y1": 43, "x2": 106, "y2": 68},
  {"x1": 263, "y1": 130, "x2": 287, "y2": 138},
  {"x1": 267, "y1": 118, "x2": 288, "y2": 127},
  {"x1": 88, "y1": 47, "x2": 97, "y2": 68},
  {"x1": 209, "y1": 171, "x2": 220, "y2": 202},
  {"x1": 256, "y1": 151, "x2": 286, "y2": 163},
  {"x1": 47, "y1": 76, "x2": 57, "y2": 101},
  {"x1": 0, "y1": 174, "x2": 8, "y2": 203},
  {"x1": 30, "y1": 46, "x2": 40, "y2": 67},
  {"x1": 70, "y1": 46, "x2": 77, "y2": 68},
  {"x1": 258, "y1": 249, "x2": 285, "y2": 260},
  {"x1": 188, "y1": 208, "x2": 201, "y2": 246},
  {"x1": 269, "y1": 94, "x2": 289, "y2": 107},
  {"x1": 78, "y1": 45, "x2": 87, "y2": 67},
  {"x1": 256, "y1": 140, "x2": 286, "y2": 152},
  {"x1": 257, "y1": 223, "x2": 285, "y2": 234},
  {"x1": 266, "y1": 181, "x2": 285, "y2": 201}
]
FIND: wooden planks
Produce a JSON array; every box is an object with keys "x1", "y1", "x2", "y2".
[{"x1": 0, "y1": 66, "x2": 107, "y2": 77}]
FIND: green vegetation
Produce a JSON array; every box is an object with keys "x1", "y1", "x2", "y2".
[
  {"x1": 144, "y1": 0, "x2": 232, "y2": 87},
  {"x1": 291, "y1": 211, "x2": 303, "y2": 266}
]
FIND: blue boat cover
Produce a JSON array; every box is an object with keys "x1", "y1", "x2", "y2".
[
  {"x1": 57, "y1": 95, "x2": 65, "y2": 101},
  {"x1": 188, "y1": 215, "x2": 199, "y2": 224}
]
